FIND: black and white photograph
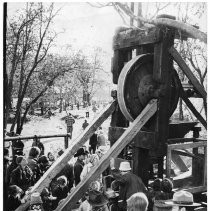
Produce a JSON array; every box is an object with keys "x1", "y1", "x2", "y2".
[{"x1": 3, "y1": 2, "x2": 207, "y2": 211}]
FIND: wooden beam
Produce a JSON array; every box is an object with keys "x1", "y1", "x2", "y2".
[
  {"x1": 168, "y1": 141, "x2": 206, "y2": 150},
  {"x1": 4, "y1": 134, "x2": 71, "y2": 142},
  {"x1": 171, "y1": 153, "x2": 188, "y2": 172},
  {"x1": 169, "y1": 46, "x2": 207, "y2": 100},
  {"x1": 181, "y1": 89, "x2": 207, "y2": 129},
  {"x1": 55, "y1": 99, "x2": 157, "y2": 211},
  {"x1": 15, "y1": 102, "x2": 116, "y2": 211},
  {"x1": 113, "y1": 27, "x2": 160, "y2": 50}
]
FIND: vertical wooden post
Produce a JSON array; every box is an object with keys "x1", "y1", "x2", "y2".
[
  {"x1": 203, "y1": 145, "x2": 207, "y2": 187},
  {"x1": 64, "y1": 135, "x2": 68, "y2": 149},
  {"x1": 166, "y1": 145, "x2": 172, "y2": 178},
  {"x1": 153, "y1": 27, "x2": 175, "y2": 179}
]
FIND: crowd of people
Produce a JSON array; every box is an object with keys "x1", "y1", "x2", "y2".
[{"x1": 4, "y1": 111, "x2": 204, "y2": 211}]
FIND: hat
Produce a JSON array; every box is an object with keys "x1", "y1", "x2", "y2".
[
  {"x1": 74, "y1": 148, "x2": 88, "y2": 157},
  {"x1": 119, "y1": 161, "x2": 131, "y2": 171},
  {"x1": 88, "y1": 190, "x2": 108, "y2": 207},
  {"x1": 30, "y1": 192, "x2": 43, "y2": 205},
  {"x1": 165, "y1": 190, "x2": 201, "y2": 207},
  {"x1": 8, "y1": 185, "x2": 23, "y2": 196},
  {"x1": 105, "y1": 189, "x2": 119, "y2": 199}
]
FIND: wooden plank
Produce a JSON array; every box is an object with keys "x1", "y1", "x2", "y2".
[
  {"x1": 153, "y1": 28, "x2": 175, "y2": 158},
  {"x1": 180, "y1": 89, "x2": 207, "y2": 129},
  {"x1": 172, "y1": 149, "x2": 203, "y2": 160},
  {"x1": 203, "y1": 146, "x2": 207, "y2": 187},
  {"x1": 113, "y1": 27, "x2": 160, "y2": 50},
  {"x1": 166, "y1": 145, "x2": 172, "y2": 178},
  {"x1": 171, "y1": 153, "x2": 188, "y2": 172},
  {"x1": 169, "y1": 46, "x2": 207, "y2": 100},
  {"x1": 168, "y1": 141, "x2": 206, "y2": 150},
  {"x1": 56, "y1": 99, "x2": 157, "y2": 211},
  {"x1": 167, "y1": 138, "x2": 194, "y2": 144},
  {"x1": 15, "y1": 101, "x2": 116, "y2": 211},
  {"x1": 4, "y1": 134, "x2": 70, "y2": 142}
]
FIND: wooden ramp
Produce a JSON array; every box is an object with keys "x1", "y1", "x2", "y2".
[{"x1": 56, "y1": 99, "x2": 157, "y2": 211}]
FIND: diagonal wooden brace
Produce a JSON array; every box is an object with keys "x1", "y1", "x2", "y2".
[
  {"x1": 169, "y1": 46, "x2": 207, "y2": 100},
  {"x1": 56, "y1": 99, "x2": 157, "y2": 211}
]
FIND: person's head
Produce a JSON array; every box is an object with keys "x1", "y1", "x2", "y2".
[
  {"x1": 127, "y1": 192, "x2": 148, "y2": 211},
  {"x1": 88, "y1": 190, "x2": 108, "y2": 209},
  {"x1": 161, "y1": 178, "x2": 173, "y2": 193},
  {"x1": 47, "y1": 152, "x2": 55, "y2": 161},
  {"x1": 152, "y1": 178, "x2": 162, "y2": 191},
  {"x1": 38, "y1": 155, "x2": 49, "y2": 166},
  {"x1": 29, "y1": 146, "x2": 40, "y2": 158},
  {"x1": 74, "y1": 148, "x2": 88, "y2": 161},
  {"x1": 57, "y1": 176, "x2": 68, "y2": 189},
  {"x1": 8, "y1": 185, "x2": 23, "y2": 198},
  {"x1": 16, "y1": 156, "x2": 28, "y2": 168},
  {"x1": 68, "y1": 113, "x2": 72, "y2": 116},
  {"x1": 119, "y1": 161, "x2": 131, "y2": 175}
]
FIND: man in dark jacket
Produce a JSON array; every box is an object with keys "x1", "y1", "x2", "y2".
[
  {"x1": 89, "y1": 132, "x2": 98, "y2": 154},
  {"x1": 73, "y1": 148, "x2": 88, "y2": 186},
  {"x1": 10, "y1": 156, "x2": 33, "y2": 192},
  {"x1": 110, "y1": 160, "x2": 147, "y2": 211}
]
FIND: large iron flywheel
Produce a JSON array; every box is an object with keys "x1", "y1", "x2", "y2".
[{"x1": 117, "y1": 54, "x2": 180, "y2": 122}]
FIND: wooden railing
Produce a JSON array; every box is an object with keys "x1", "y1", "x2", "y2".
[{"x1": 4, "y1": 133, "x2": 71, "y2": 155}]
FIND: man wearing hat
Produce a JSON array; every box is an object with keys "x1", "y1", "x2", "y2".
[
  {"x1": 110, "y1": 159, "x2": 147, "y2": 211},
  {"x1": 164, "y1": 190, "x2": 201, "y2": 211},
  {"x1": 74, "y1": 148, "x2": 88, "y2": 186}
]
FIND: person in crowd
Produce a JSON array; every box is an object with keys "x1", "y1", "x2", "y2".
[
  {"x1": 88, "y1": 189, "x2": 109, "y2": 211},
  {"x1": 74, "y1": 148, "x2": 88, "y2": 186},
  {"x1": 82, "y1": 119, "x2": 89, "y2": 130},
  {"x1": 32, "y1": 138, "x2": 45, "y2": 156},
  {"x1": 97, "y1": 127, "x2": 106, "y2": 147},
  {"x1": 96, "y1": 146, "x2": 109, "y2": 176},
  {"x1": 65, "y1": 113, "x2": 75, "y2": 139},
  {"x1": 55, "y1": 149, "x2": 74, "y2": 192},
  {"x1": 38, "y1": 155, "x2": 51, "y2": 175},
  {"x1": 7, "y1": 185, "x2": 24, "y2": 211},
  {"x1": 105, "y1": 189, "x2": 120, "y2": 211},
  {"x1": 127, "y1": 192, "x2": 149, "y2": 211},
  {"x1": 28, "y1": 192, "x2": 44, "y2": 211},
  {"x1": 47, "y1": 108, "x2": 53, "y2": 119},
  {"x1": 52, "y1": 176, "x2": 69, "y2": 208},
  {"x1": 89, "y1": 132, "x2": 98, "y2": 154},
  {"x1": 47, "y1": 152, "x2": 55, "y2": 165},
  {"x1": 4, "y1": 148, "x2": 12, "y2": 208},
  {"x1": 147, "y1": 178, "x2": 162, "y2": 210},
  {"x1": 10, "y1": 156, "x2": 33, "y2": 192},
  {"x1": 27, "y1": 146, "x2": 42, "y2": 184},
  {"x1": 156, "y1": 178, "x2": 174, "y2": 200},
  {"x1": 80, "y1": 154, "x2": 100, "y2": 182},
  {"x1": 12, "y1": 139, "x2": 24, "y2": 156},
  {"x1": 110, "y1": 160, "x2": 147, "y2": 211},
  {"x1": 41, "y1": 188, "x2": 57, "y2": 211}
]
